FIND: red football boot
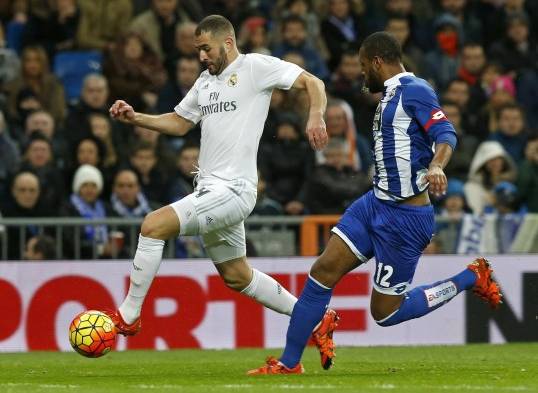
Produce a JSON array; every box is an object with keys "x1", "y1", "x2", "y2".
[
  {"x1": 467, "y1": 257, "x2": 502, "y2": 309},
  {"x1": 103, "y1": 309, "x2": 141, "y2": 336},
  {"x1": 247, "y1": 356, "x2": 304, "y2": 375}
]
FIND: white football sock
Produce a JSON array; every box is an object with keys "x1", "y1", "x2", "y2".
[
  {"x1": 119, "y1": 234, "x2": 165, "y2": 324},
  {"x1": 241, "y1": 269, "x2": 297, "y2": 316}
]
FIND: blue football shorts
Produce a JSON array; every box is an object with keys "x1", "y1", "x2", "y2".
[{"x1": 332, "y1": 190, "x2": 435, "y2": 295}]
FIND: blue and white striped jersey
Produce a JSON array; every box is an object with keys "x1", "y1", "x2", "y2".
[{"x1": 372, "y1": 72, "x2": 457, "y2": 201}]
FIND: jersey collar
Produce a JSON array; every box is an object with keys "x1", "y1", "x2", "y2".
[
  {"x1": 384, "y1": 71, "x2": 414, "y2": 88},
  {"x1": 216, "y1": 54, "x2": 245, "y2": 80}
]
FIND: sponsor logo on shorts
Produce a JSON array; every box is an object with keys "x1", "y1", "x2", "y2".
[
  {"x1": 133, "y1": 263, "x2": 143, "y2": 271},
  {"x1": 424, "y1": 281, "x2": 457, "y2": 308}
]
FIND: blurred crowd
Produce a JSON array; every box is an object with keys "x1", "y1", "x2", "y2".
[{"x1": 0, "y1": 0, "x2": 537, "y2": 259}]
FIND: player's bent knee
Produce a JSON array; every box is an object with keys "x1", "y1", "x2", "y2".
[
  {"x1": 310, "y1": 258, "x2": 342, "y2": 288},
  {"x1": 140, "y1": 209, "x2": 179, "y2": 240}
]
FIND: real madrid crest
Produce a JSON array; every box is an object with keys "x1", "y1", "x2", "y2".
[{"x1": 228, "y1": 73, "x2": 238, "y2": 87}]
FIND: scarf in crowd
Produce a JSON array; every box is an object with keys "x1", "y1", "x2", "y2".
[
  {"x1": 110, "y1": 192, "x2": 152, "y2": 218},
  {"x1": 328, "y1": 15, "x2": 356, "y2": 42},
  {"x1": 70, "y1": 194, "x2": 108, "y2": 243}
]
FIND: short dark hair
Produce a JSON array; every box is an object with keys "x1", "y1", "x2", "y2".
[
  {"x1": 360, "y1": 32, "x2": 402, "y2": 64},
  {"x1": 195, "y1": 15, "x2": 235, "y2": 38},
  {"x1": 498, "y1": 103, "x2": 524, "y2": 118},
  {"x1": 282, "y1": 14, "x2": 307, "y2": 30},
  {"x1": 32, "y1": 235, "x2": 56, "y2": 260}
]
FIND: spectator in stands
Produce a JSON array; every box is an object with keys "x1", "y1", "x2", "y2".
[
  {"x1": 385, "y1": 16, "x2": 423, "y2": 74},
  {"x1": 483, "y1": 75, "x2": 517, "y2": 134},
  {"x1": 24, "y1": 109, "x2": 68, "y2": 169},
  {"x1": 259, "y1": 114, "x2": 314, "y2": 215},
  {"x1": 251, "y1": 170, "x2": 283, "y2": 216},
  {"x1": 1, "y1": 172, "x2": 50, "y2": 260},
  {"x1": 128, "y1": 141, "x2": 172, "y2": 205},
  {"x1": 20, "y1": 132, "x2": 65, "y2": 209},
  {"x1": 0, "y1": 111, "x2": 20, "y2": 201},
  {"x1": 88, "y1": 113, "x2": 119, "y2": 169},
  {"x1": 24, "y1": 234, "x2": 56, "y2": 260},
  {"x1": 126, "y1": 124, "x2": 177, "y2": 167},
  {"x1": 464, "y1": 141, "x2": 517, "y2": 214},
  {"x1": 165, "y1": 21, "x2": 198, "y2": 78},
  {"x1": 320, "y1": 0, "x2": 366, "y2": 72},
  {"x1": 4, "y1": 0, "x2": 29, "y2": 53},
  {"x1": 22, "y1": 0, "x2": 80, "y2": 57},
  {"x1": 321, "y1": 99, "x2": 371, "y2": 171},
  {"x1": 442, "y1": 101, "x2": 478, "y2": 181},
  {"x1": 238, "y1": 16, "x2": 271, "y2": 56},
  {"x1": 157, "y1": 55, "x2": 200, "y2": 114},
  {"x1": 489, "y1": 12, "x2": 537, "y2": 76},
  {"x1": 489, "y1": 103, "x2": 528, "y2": 165},
  {"x1": 439, "y1": 178, "x2": 467, "y2": 221},
  {"x1": 439, "y1": 0, "x2": 482, "y2": 43},
  {"x1": 4, "y1": 45, "x2": 66, "y2": 125},
  {"x1": 274, "y1": 0, "x2": 325, "y2": 55},
  {"x1": 487, "y1": 181, "x2": 522, "y2": 215},
  {"x1": 103, "y1": 32, "x2": 167, "y2": 112},
  {"x1": 61, "y1": 164, "x2": 110, "y2": 259},
  {"x1": 517, "y1": 133, "x2": 538, "y2": 213},
  {"x1": 479, "y1": 0, "x2": 538, "y2": 47},
  {"x1": 457, "y1": 42, "x2": 486, "y2": 87},
  {"x1": 110, "y1": 169, "x2": 159, "y2": 218},
  {"x1": 64, "y1": 74, "x2": 112, "y2": 147},
  {"x1": 327, "y1": 49, "x2": 378, "y2": 138},
  {"x1": 306, "y1": 138, "x2": 369, "y2": 214},
  {"x1": 129, "y1": 0, "x2": 191, "y2": 63},
  {"x1": 272, "y1": 15, "x2": 329, "y2": 81},
  {"x1": 423, "y1": 13, "x2": 462, "y2": 89},
  {"x1": 76, "y1": 0, "x2": 132, "y2": 51},
  {"x1": 167, "y1": 144, "x2": 199, "y2": 203},
  {"x1": 0, "y1": 23, "x2": 20, "y2": 86}
]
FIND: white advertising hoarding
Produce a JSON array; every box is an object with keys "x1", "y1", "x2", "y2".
[{"x1": 1, "y1": 255, "x2": 537, "y2": 352}]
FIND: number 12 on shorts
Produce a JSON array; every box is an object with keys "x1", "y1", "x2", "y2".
[{"x1": 375, "y1": 262, "x2": 393, "y2": 288}]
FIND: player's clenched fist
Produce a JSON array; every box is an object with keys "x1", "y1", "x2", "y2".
[
  {"x1": 306, "y1": 114, "x2": 328, "y2": 151},
  {"x1": 109, "y1": 100, "x2": 135, "y2": 123},
  {"x1": 426, "y1": 164, "x2": 447, "y2": 197}
]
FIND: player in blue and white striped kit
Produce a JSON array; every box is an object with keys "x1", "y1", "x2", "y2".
[{"x1": 249, "y1": 32, "x2": 502, "y2": 375}]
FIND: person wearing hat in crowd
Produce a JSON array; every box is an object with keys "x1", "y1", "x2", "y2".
[
  {"x1": 61, "y1": 164, "x2": 112, "y2": 258},
  {"x1": 439, "y1": 178, "x2": 469, "y2": 221}
]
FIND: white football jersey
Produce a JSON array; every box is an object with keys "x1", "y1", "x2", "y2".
[{"x1": 174, "y1": 53, "x2": 304, "y2": 188}]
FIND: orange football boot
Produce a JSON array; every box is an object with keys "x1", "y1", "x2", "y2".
[
  {"x1": 311, "y1": 308, "x2": 340, "y2": 370},
  {"x1": 467, "y1": 257, "x2": 502, "y2": 308},
  {"x1": 104, "y1": 310, "x2": 141, "y2": 336},
  {"x1": 247, "y1": 356, "x2": 304, "y2": 375}
]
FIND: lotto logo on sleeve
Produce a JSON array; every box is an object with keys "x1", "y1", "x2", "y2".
[
  {"x1": 424, "y1": 109, "x2": 448, "y2": 131},
  {"x1": 424, "y1": 281, "x2": 457, "y2": 308}
]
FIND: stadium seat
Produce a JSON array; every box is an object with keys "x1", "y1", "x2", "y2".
[{"x1": 53, "y1": 51, "x2": 103, "y2": 104}]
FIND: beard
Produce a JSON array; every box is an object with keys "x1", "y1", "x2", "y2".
[
  {"x1": 364, "y1": 72, "x2": 384, "y2": 94},
  {"x1": 206, "y1": 47, "x2": 228, "y2": 75}
]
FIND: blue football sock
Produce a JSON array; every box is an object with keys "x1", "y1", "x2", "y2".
[
  {"x1": 280, "y1": 276, "x2": 332, "y2": 368},
  {"x1": 377, "y1": 268, "x2": 476, "y2": 327}
]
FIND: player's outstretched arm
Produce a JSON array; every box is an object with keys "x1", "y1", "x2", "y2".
[
  {"x1": 109, "y1": 100, "x2": 193, "y2": 136},
  {"x1": 291, "y1": 71, "x2": 328, "y2": 150},
  {"x1": 426, "y1": 143, "x2": 453, "y2": 197}
]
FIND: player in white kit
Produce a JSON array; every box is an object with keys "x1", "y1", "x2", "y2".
[{"x1": 105, "y1": 15, "x2": 339, "y2": 369}]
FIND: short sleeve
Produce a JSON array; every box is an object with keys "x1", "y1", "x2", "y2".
[
  {"x1": 249, "y1": 54, "x2": 304, "y2": 92},
  {"x1": 403, "y1": 81, "x2": 457, "y2": 149},
  {"x1": 174, "y1": 79, "x2": 202, "y2": 124}
]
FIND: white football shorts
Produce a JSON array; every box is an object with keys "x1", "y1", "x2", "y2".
[{"x1": 169, "y1": 178, "x2": 257, "y2": 264}]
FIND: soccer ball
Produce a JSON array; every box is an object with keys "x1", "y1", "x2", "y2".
[{"x1": 69, "y1": 310, "x2": 116, "y2": 358}]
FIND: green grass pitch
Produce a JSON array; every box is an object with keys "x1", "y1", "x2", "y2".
[{"x1": 1, "y1": 344, "x2": 537, "y2": 392}]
